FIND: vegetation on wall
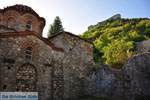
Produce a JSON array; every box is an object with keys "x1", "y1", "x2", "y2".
[{"x1": 80, "y1": 18, "x2": 150, "y2": 69}]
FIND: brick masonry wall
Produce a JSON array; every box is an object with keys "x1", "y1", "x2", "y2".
[{"x1": 0, "y1": 9, "x2": 44, "y2": 35}]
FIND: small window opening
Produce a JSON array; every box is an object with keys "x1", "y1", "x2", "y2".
[
  {"x1": 3, "y1": 85, "x2": 7, "y2": 89},
  {"x1": 43, "y1": 69, "x2": 45, "y2": 73},
  {"x1": 26, "y1": 46, "x2": 32, "y2": 60},
  {"x1": 8, "y1": 66, "x2": 11, "y2": 70},
  {"x1": 26, "y1": 21, "x2": 32, "y2": 31}
]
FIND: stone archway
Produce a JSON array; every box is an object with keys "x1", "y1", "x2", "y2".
[{"x1": 16, "y1": 64, "x2": 37, "y2": 92}]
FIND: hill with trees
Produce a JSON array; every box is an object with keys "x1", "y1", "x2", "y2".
[{"x1": 80, "y1": 17, "x2": 150, "y2": 69}]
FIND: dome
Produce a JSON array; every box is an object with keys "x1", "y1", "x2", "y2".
[{"x1": 0, "y1": 4, "x2": 45, "y2": 35}]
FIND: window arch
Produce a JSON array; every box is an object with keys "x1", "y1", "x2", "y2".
[
  {"x1": 26, "y1": 21, "x2": 32, "y2": 31},
  {"x1": 7, "y1": 17, "x2": 15, "y2": 27},
  {"x1": 26, "y1": 46, "x2": 33, "y2": 59}
]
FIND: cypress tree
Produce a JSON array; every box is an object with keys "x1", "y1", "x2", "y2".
[{"x1": 48, "y1": 16, "x2": 64, "y2": 37}]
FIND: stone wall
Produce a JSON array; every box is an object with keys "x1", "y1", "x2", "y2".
[
  {"x1": 89, "y1": 53, "x2": 150, "y2": 100},
  {"x1": 124, "y1": 53, "x2": 150, "y2": 100},
  {"x1": 0, "y1": 33, "x2": 64, "y2": 100},
  {"x1": 49, "y1": 32, "x2": 94, "y2": 99},
  {"x1": 0, "y1": 4, "x2": 96, "y2": 100},
  {"x1": 136, "y1": 40, "x2": 150, "y2": 53},
  {"x1": 89, "y1": 64, "x2": 125, "y2": 99}
]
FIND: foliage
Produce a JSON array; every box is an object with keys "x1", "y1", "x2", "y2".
[
  {"x1": 102, "y1": 39, "x2": 134, "y2": 67},
  {"x1": 48, "y1": 16, "x2": 64, "y2": 37},
  {"x1": 80, "y1": 18, "x2": 150, "y2": 68}
]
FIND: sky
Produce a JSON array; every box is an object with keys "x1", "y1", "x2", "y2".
[{"x1": 0, "y1": 0, "x2": 150, "y2": 37}]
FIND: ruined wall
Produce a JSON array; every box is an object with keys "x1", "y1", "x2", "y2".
[
  {"x1": 136, "y1": 40, "x2": 150, "y2": 53},
  {"x1": 88, "y1": 14, "x2": 121, "y2": 30},
  {"x1": 124, "y1": 53, "x2": 150, "y2": 100},
  {"x1": 49, "y1": 32, "x2": 94, "y2": 99},
  {"x1": 0, "y1": 33, "x2": 64, "y2": 100},
  {"x1": 89, "y1": 64, "x2": 125, "y2": 99},
  {"x1": 89, "y1": 53, "x2": 150, "y2": 100}
]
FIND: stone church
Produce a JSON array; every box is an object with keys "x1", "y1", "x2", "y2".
[{"x1": 0, "y1": 5, "x2": 94, "y2": 100}]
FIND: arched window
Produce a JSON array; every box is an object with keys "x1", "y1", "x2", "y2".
[
  {"x1": 26, "y1": 21, "x2": 32, "y2": 31},
  {"x1": 26, "y1": 46, "x2": 32, "y2": 59}
]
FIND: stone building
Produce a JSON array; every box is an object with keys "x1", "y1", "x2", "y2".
[{"x1": 0, "y1": 5, "x2": 94, "y2": 100}]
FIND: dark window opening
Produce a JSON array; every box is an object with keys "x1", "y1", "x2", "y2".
[
  {"x1": 26, "y1": 46, "x2": 32, "y2": 60},
  {"x1": 70, "y1": 48, "x2": 72, "y2": 51},
  {"x1": 43, "y1": 69, "x2": 45, "y2": 72},
  {"x1": 26, "y1": 21, "x2": 32, "y2": 31},
  {"x1": 8, "y1": 66, "x2": 11, "y2": 70},
  {"x1": 3, "y1": 85, "x2": 7, "y2": 89},
  {"x1": 20, "y1": 6, "x2": 24, "y2": 12}
]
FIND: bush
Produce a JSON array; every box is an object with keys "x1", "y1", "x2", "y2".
[{"x1": 80, "y1": 18, "x2": 150, "y2": 69}]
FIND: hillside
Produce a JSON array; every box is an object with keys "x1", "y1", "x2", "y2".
[{"x1": 80, "y1": 17, "x2": 150, "y2": 69}]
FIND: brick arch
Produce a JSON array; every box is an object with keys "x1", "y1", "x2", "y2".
[
  {"x1": 22, "y1": 42, "x2": 38, "y2": 52},
  {"x1": 21, "y1": 42, "x2": 38, "y2": 59},
  {"x1": 22, "y1": 14, "x2": 39, "y2": 27},
  {"x1": 7, "y1": 17, "x2": 15, "y2": 26},
  {"x1": 2, "y1": 10, "x2": 20, "y2": 25},
  {"x1": 16, "y1": 63, "x2": 37, "y2": 91}
]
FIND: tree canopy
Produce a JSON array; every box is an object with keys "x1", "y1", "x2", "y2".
[
  {"x1": 48, "y1": 16, "x2": 64, "y2": 37},
  {"x1": 80, "y1": 18, "x2": 150, "y2": 69}
]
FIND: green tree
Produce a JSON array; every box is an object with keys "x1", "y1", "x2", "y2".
[
  {"x1": 48, "y1": 16, "x2": 64, "y2": 37},
  {"x1": 79, "y1": 18, "x2": 150, "y2": 69},
  {"x1": 102, "y1": 39, "x2": 134, "y2": 67}
]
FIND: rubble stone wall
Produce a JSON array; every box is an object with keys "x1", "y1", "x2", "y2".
[
  {"x1": 0, "y1": 35, "x2": 64, "y2": 100},
  {"x1": 89, "y1": 53, "x2": 150, "y2": 100},
  {"x1": 136, "y1": 40, "x2": 150, "y2": 53},
  {"x1": 49, "y1": 32, "x2": 94, "y2": 99}
]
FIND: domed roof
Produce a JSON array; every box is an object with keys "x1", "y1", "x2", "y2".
[
  {"x1": 0, "y1": 4, "x2": 45, "y2": 25},
  {"x1": 3, "y1": 4, "x2": 36, "y2": 14}
]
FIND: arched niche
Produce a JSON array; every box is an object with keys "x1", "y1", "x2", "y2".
[
  {"x1": 3, "y1": 10, "x2": 20, "y2": 25},
  {"x1": 16, "y1": 64, "x2": 37, "y2": 92},
  {"x1": 22, "y1": 14, "x2": 39, "y2": 27},
  {"x1": 7, "y1": 17, "x2": 16, "y2": 27}
]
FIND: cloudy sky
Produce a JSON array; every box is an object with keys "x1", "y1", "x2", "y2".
[{"x1": 0, "y1": 0, "x2": 150, "y2": 37}]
